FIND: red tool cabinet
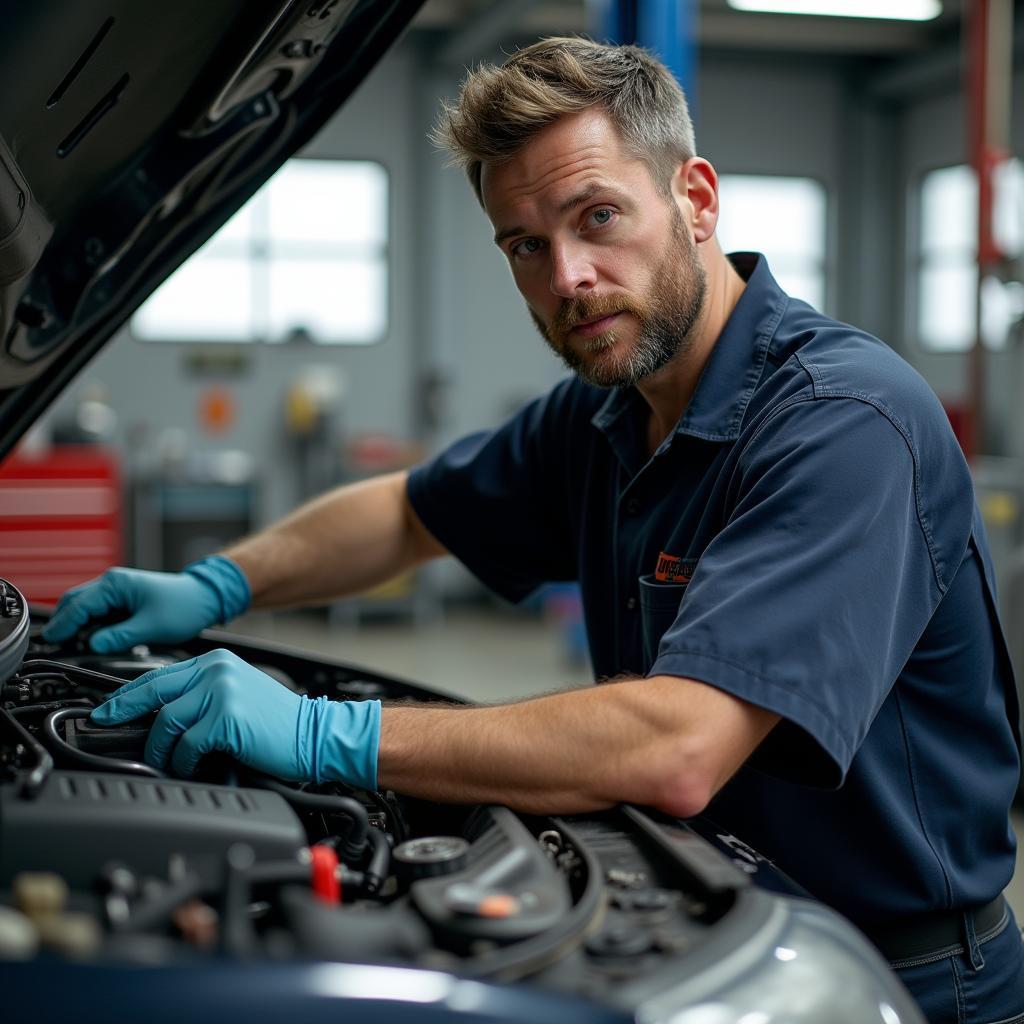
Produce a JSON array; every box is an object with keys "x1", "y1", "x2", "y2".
[{"x1": 0, "y1": 446, "x2": 123, "y2": 605}]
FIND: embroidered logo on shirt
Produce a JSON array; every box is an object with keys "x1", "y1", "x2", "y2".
[{"x1": 655, "y1": 551, "x2": 695, "y2": 584}]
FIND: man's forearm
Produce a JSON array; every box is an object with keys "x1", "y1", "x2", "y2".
[
  {"x1": 377, "y1": 676, "x2": 779, "y2": 817},
  {"x1": 222, "y1": 471, "x2": 445, "y2": 610}
]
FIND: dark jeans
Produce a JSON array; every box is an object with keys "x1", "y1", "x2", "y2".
[{"x1": 892, "y1": 902, "x2": 1024, "y2": 1024}]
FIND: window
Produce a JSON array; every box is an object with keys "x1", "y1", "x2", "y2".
[
  {"x1": 132, "y1": 159, "x2": 389, "y2": 344},
  {"x1": 715, "y1": 174, "x2": 828, "y2": 311},
  {"x1": 916, "y1": 161, "x2": 1024, "y2": 352}
]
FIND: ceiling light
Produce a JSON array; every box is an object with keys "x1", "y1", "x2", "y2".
[{"x1": 726, "y1": 0, "x2": 942, "y2": 20}]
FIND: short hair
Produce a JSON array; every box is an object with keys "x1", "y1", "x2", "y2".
[{"x1": 432, "y1": 36, "x2": 696, "y2": 206}]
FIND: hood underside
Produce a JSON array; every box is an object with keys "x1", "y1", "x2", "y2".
[{"x1": 0, "y1": 0, "x2": 423, "y2": 461}]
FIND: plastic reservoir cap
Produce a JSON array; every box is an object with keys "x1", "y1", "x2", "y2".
[
  {"x1": 443, "y1": 882, "x2": 522, "y2": 919},
  {"x1": 392, "y1": 837, "x2": 469, "y2": 880},
  {"x1": 310, "y1": 845, "x2": 341, "y2": 905},
  {"x1": 476, "y1": 893, "x2": 522, "y2": 919}
]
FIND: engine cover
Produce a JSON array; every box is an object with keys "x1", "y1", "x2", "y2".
[{"x1": 0, "y1": 770, "x2": 306, "y2": 888}]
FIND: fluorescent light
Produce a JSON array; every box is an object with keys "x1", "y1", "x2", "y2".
[{"x1": 726, "y1": 0, "x2": 941, "y2": 20}]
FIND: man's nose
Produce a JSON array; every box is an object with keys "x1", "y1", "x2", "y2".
[{"x1": 549, "y1": 241, "x2": 597, "y2": 298}]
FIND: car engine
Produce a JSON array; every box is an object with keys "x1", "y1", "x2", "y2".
[{"x1": 0, "y1": 577, "x2": 926, "y2": 1023}]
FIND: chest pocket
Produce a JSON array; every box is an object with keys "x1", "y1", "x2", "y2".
[{"x1": 638, "y1": 567, "x2": 694, "y2": 670}]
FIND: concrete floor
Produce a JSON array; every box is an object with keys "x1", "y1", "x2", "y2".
[{"x1": 232, "y1": 606, "x2": 1024, "y2": 924}]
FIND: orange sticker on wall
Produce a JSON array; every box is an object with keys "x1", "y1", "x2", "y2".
[{"x1": 198, "y1": 387, "x2": 235, "y2": 435}]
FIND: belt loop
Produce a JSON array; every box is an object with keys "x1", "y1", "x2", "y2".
[{"x1": 963, "y1": 909, "x2": 985, "y2": 972}]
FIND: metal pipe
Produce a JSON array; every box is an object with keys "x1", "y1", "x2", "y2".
[{"x1": 965, "y1": 0, "x2": 1015, "y2": 457}]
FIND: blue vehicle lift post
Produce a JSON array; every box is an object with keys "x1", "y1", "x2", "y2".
[{"x1": 585, "y1": 0, "x2": 699, "y2": 119}]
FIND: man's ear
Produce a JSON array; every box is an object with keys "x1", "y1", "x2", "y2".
[{"x1": 670, "y1": 158, "x2": 719, "y2": 244}]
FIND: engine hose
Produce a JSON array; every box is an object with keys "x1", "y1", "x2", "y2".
[
  {"x1": 19, "y1": 660, "x2": 133, "y2": 691},
  {"x1": 1, "y1": 707, "x2": 54, "y2": 799},
  {"x1": 249, "y1": 775, "x2": 370, "y2": 860},
  {"x1": 362, "y1": 826, "x2": 390, "y2": 897},
  {"x1": 41, "y1": 707, "x2": 164, "y2": 779},
  {"x1": 10, "y1": 699, "x2": 93, "y2": 718}
]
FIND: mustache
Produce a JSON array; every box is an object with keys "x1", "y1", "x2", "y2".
[{"x1": 549, "y1": 294, "x2": 643, "y2": 340}]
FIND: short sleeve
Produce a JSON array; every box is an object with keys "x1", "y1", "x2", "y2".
[
  {"x1": 649, "y1": 396, "x2": 959, "y2": 788},
  {"x1": 407, "y1": 381, "x2": 582, "y2": 604}
]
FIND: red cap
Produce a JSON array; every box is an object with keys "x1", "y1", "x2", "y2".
[{"x1": 310, "y1": 845, "x2": 341, "y2": 905}]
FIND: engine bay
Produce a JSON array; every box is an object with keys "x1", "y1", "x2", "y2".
[{"x1": 0, "y1": 576, "x2": 766, "y2": 1000}]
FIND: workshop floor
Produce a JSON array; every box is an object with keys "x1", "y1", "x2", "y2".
[{"x1": 232, "y1": 606, "x2": 1024, "y2": 927}]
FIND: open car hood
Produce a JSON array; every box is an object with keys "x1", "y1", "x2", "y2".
[{"x1": 0, "y1": 0, "x2": 424, "y2": 462}]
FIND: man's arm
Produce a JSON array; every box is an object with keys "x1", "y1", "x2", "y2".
[
  {"x1": 224, "y1": 470, "x2": 447, "y2": 609},
  {"x1": 377, "y1": 675, "x2": 780, "y2": 816}
]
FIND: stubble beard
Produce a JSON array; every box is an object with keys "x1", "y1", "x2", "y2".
[{"x1": 530, "y1": 207, "x2": 707, "y2": 390}]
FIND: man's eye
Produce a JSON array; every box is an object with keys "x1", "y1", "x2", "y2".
[
  {"x1": 511, "y1": 238, "x2": 543, "y2": 259},
  {"x1": 589, "y1": 208, "x2": 616, "y2": 227}
]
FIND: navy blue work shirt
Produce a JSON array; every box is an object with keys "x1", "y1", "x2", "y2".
[{"x1": 407, "y1": 253, "x2": 1021, "y2": 930}]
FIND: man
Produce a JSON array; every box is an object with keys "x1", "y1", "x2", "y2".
[{"x1": 44, "y1": 38, "x2": 1023, "y2": 1021}]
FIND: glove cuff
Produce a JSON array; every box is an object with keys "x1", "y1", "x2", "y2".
[
  {"x1": 304, "y1": 697, "x2": 381, "y2": 790},
  {"x1": 183, "y1": 555, "x2": 252, "y2": 623}
]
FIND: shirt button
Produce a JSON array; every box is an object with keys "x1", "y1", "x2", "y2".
[
  {"x1": 625, "y1": 498, "x2": 641, "y2": 515},
  {"x1": 626, "y1": 596, "x2": 638, "y2": 611}
]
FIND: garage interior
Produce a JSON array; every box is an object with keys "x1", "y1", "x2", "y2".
[{"x1": 3, "y1": 0, "x2": 1024, "y2": 941}]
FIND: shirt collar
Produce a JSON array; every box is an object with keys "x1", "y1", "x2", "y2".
[{"x1": 591, "y1": 253, "x2": 788, "y2": 450}]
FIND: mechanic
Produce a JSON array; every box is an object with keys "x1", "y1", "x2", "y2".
[{"x1": 44, "y1": 38, "x2": 1023, "y2": 1022}]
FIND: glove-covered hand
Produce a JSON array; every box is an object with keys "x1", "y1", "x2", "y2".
[
  {"x1": 89, "y1": 648, "x2": 381, "y2": 787},
  {"x1": 42, "y1": 556, "x2": 251, "y2": 653}
]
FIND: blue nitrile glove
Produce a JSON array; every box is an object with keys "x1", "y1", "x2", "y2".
[
  {"x1": 42, "y1": 555, "x2": 251, "y2": 653},
  {"x1": 89, "y1": 649, "x2": 381, "y2": 786}
]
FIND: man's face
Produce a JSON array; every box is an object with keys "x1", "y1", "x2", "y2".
[{"x1": 481, "y1": 108, "x2": 707, "y2": 389}]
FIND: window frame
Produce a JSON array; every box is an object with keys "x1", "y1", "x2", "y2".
[
  {"x1": 714, "y1": 170, "x2": 832, "y2": 314},
  {"x1": 130, "y1": 156, "x2": 392, "y2": 347},
  {"x1": 912, "y1": 161, "x2": 978, "y2": 355},
  {"x1": 911, "y1": 158, "x2": 1024, "y2": 355}
]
